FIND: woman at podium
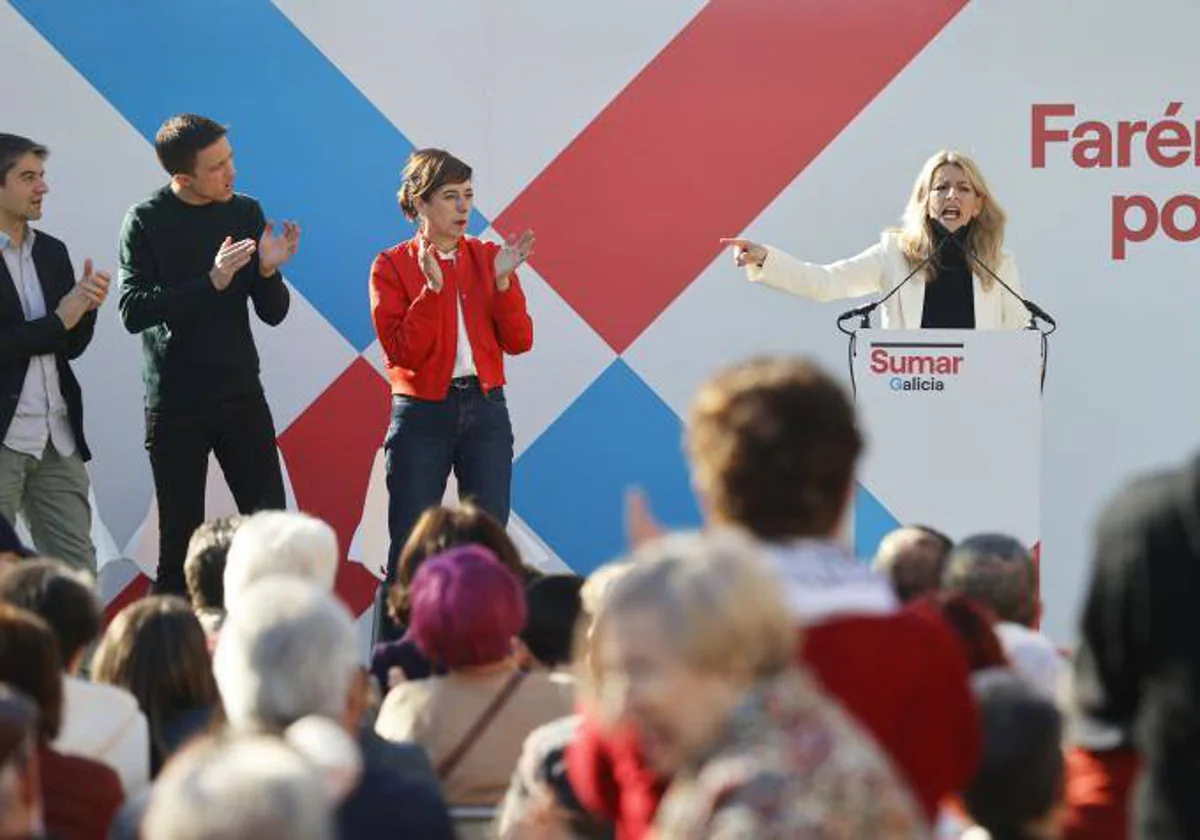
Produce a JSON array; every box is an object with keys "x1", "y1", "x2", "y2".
[{"x1": 722, "y1": 150, "x2": 1028, "y2": 329}]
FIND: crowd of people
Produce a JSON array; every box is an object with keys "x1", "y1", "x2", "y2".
[
  {"x1": 0, "y1": 353, "x2": 1186, "y2": 839},
  {"x1": 0, "y1": 106, "x2": 1183, "y2": 839}
]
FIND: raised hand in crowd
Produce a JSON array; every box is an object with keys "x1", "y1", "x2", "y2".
[{"x1": 625, "y1": 486, "x2": 665, "y2": 550}]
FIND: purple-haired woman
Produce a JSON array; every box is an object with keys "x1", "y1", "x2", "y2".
[{"x1": 374, "y1": 545, "x2": 574, "y2": 807}]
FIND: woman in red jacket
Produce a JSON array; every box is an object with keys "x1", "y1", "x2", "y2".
[{"x1": 370, "y1": 148, "x2": 534, "y2": 586}]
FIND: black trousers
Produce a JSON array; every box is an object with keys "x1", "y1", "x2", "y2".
[{"x1": 145, "y1": 392, "x2": 285, "y2": 595}]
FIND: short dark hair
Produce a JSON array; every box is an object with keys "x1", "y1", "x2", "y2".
[
  {"x1": 397, "y1": 148, "x2": 473, "y2": 221},
  {"x1": 0, "y1": 605, "x2": 63, "y2": 741},
  {"x1": 184, "y1": 516, "x2": 244, "y2": 612},
  {"x1": 0, "y1": 559, "x2": 101, "y2": 668},
  {"x1": 965, "y1": 669, "x2": 1064, "y2": 837},
  {"x1": 520, "y1": 575, "x2": 585, "y2": 668},
  {"x1": 942, "y1": 533, "x2": 1037, "y2": 627},
  {"x1": 154, "y1": 114, "x2": 227, "y2": 176},
  {"x1": 686, "y1": 357, "x2": 863, "y2": 539},
  {"x1": 0, "y1": 134, "x2": 48, "y2": 187}
]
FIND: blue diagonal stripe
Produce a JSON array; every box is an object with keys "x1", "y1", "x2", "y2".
[
  {"x1": 853, "y1": 482, "x2": 901, "y2": 562},
  {"x1": 11, "y1": 0, "x2": 489, "y2": 350},
  {"x1": 513, "y1": 359, "x2": 702, "y2": 576}
]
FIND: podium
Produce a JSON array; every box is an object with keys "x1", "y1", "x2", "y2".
[{"x1": 849, "y1": 329, "x2": 1043, "y2": 558}]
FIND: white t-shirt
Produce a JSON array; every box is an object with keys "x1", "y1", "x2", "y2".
[{"x1": 438, "y1": 248, "x2": 477, "y2": 378}]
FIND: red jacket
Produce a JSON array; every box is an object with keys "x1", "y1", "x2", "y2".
[
  {"x1": 40, "y1": 744, "x2": 124, "y2": 840},
  {"x1": 369, "y1": 236, "x2": 533, "y2": 400},
  {"x1": 567, "y1": 541, "x2": 980, "y2": 838}
]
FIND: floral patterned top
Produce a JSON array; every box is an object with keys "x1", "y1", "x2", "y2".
[{"x1": 655, "y1": 668, "x2": 929, "y2": 839}]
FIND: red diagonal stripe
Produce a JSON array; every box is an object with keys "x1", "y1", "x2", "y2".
[
  {"x1": 495, "y1": 0, "x2": 968, "y2": 352},
  {"x1": 278, "y1": 358, "x2": 391, "y2": 616}
]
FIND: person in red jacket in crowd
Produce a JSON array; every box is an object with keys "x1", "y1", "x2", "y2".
[
  {"x1": 369, "y1": 148, "x2": 534, "y2": 590},
  {"x1": 569, "y1": 358, "x2": 980, "y2": 838}
]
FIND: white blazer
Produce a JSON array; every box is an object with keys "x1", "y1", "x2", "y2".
[{"x1": 746, "y1": 231, "x2": 1030, "y2": 330}]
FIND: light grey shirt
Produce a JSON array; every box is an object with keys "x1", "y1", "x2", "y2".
[{"x1": 0, "y1": 228, "x2": 76, "y2": 459}]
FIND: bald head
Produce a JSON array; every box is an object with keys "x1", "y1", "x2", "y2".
[
  {"x1": 942, "y1": 533, "x2": 1037, "y2": 627},
  {"x1": 873, "y1": 527, "x2": 951, "y2": 602}
]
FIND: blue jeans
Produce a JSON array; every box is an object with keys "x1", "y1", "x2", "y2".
[{"x1": 383, "y1": 379, "x2": 514, "y2": 580}]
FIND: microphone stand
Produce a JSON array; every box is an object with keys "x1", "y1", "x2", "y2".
[
  {"x1": 836, "y1": 232, "x2": 956, "y2": 397},
  {"x1": 957, "y1": 241, "x2": 1056, "y2": 392}
]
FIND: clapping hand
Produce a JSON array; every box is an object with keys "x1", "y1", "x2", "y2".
[
  {"x1": 258, "y1": 220, "x2": 301, "y2": 277},
  {"x1": 210, "y1": 236, "x2": 257, "y2": 290},
  {"x1": 494, "y1": 229, "x2": 535, "y2": 290},
  {"x1": 417, "y1": 236, "x2": 444, "y2": 292},
  {"x1": 79, "y1": 258, "x2": 110, "y2": 310},
  {"x1": 55, "y1": 258, "x2": 110, "y2": 329},
  {"x1": 719, "y1": 237, "x2": 768, "y2": 268}
]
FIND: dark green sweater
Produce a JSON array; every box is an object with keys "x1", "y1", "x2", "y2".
[{"x1": 118, "y1": 187, "x2": 290, "y2": 410}]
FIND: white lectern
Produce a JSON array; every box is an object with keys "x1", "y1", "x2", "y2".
[{"x1": 850, "y1": 329, "x2": 1043, "y2": 560}]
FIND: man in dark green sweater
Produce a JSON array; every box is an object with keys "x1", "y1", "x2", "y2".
[{"x1": 118, "y1": 114, "x2": 301, "y2": 595}]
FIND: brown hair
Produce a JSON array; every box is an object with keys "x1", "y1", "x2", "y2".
[
  {"x1": 185, "y1": 515, "x2": 245, "y2": 611},
  {"x1": 155, "y1": 114, "x2": 228, "y2": 176},
  {"x1": 0, "y1": 604, "x2": 63, "y2": 741},
  {"x1": 397, "y1": 148, "x2": 472, "y2": 221},
  {"x1": 93, "y1": 597, "x2": 220, "y2": 769},
  {"x1": 388, "y1": 502, "x2": 535, "y2": 624},
  {"x1": 686, "y1": 357, "x2": 863, "y2": 540}
]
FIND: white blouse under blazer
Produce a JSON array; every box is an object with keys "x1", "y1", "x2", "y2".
[{"x1": 745, "y1": 231, "x2": 1029, "y2": 330}]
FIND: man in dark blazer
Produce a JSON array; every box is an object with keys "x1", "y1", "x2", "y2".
[{"x1": 0, "y1": 134, "x2": 109, "y2": 571}]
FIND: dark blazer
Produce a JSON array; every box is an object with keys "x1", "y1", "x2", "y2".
[{"x1": 0, "y1": 229, "x2": 96, "y2": 460}]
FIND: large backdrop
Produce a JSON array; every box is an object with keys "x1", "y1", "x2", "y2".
[{"x1": 5, "y1": 0, "x2": 1198, "y2": 644}]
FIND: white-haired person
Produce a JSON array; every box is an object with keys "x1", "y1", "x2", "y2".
[
  {"x1": 222, "y1": 510, "x2": 337, "y2": 612},
  {"x1": 141, "y1": 732, "x2": 337, "y2": 840},
  {"x1": 722, "y1": 150, "x2": 1030, "y2": 329},
  {"x1": 215, "y1": 577, "x2": 454, "y2": 839},
  {"x1": 585, "y1": 532, "x2": 925, "y2": 838}
]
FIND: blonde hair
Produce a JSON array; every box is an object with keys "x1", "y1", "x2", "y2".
[
  {"x1": 895, "y1": 150, "x2": 1006, "y2": 290},
  {"x1": 583, "y1": 531, "x2": 795, "y2": 701}
]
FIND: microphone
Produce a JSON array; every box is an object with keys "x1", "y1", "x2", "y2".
[
  {"x1": 836, "y1": 229, "x2": 956, "y2": 329},
  {"x1": 957, "y1": 241, "x2": 1057, "y2": 329}
]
